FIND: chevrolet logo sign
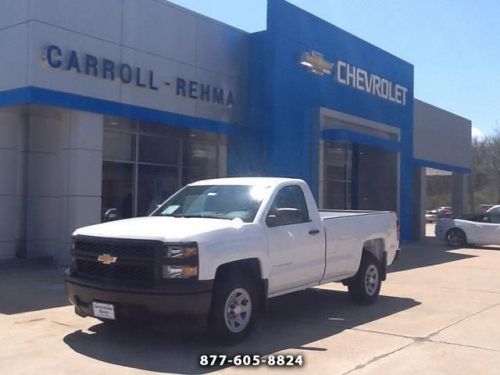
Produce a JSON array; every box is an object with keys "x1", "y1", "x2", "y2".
[
  {"x1": 97, "y1": 254, "x2": 117, "y2": 265},
  {"x1": 300, "y1": 51, "x2": 333, "y2": 75}
]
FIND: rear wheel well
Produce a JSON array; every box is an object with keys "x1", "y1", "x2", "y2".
[
  {"x1": 445, "y1": 227, "x2": 467, "y2": 247},
  {"x1": 362, "y1": 239, "x2": 386, "y2": 280},
  {"x1": 445, "y1": 227, "x2": 466, "y2": 238},
  {"x1": 214, "y1": 259, "x2": 267, "y2": 312},
  {"x1": 342, "y1": 239, "x2": 386, "y2": 285}
]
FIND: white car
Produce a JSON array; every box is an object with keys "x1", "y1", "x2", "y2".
[{"x1": 435, "y1": 211, "x2": 500, "y2": 247}]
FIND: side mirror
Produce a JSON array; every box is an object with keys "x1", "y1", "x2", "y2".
[
  {"x1": 103, "y1": 208, "x2": 119, "y2": 222},
  {"x1": 266, "y1": 209, "x2": 282, "y2": 227}
]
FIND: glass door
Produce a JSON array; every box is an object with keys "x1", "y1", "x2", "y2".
[{"x1": 323, "y1": 141, "x2": 352, "y2": 209}]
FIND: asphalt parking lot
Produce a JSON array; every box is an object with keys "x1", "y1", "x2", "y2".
[{"x1": 1, "y1": 226, "x2": 500, "y2": 374}]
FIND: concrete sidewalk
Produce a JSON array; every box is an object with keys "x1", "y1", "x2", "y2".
[{"x1": 1, "y1": 236, "x2": 500, "y2": 374}]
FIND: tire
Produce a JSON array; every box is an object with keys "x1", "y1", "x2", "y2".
[
  {"x1": 348, "y1": 252, "x2": 382, "y2": 305},
  {"x1": 446, "y1": 228, "x2": 467, "y2": 247},
  {"x1": 208, "y1": 272, "x2": 257, "y2": 342}
]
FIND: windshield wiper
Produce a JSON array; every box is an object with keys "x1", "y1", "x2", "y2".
[
  {"x1": 174, "y1": 214, "x2": 231, "y2": 220},
  {"x1": 156, "y1": 213, "x2": 232, "y2": 220}
]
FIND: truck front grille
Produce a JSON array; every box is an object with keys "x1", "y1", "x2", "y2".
[
  {"x1": 72, "y1": 237, "x2": 161, "y2": 283},
  {"x1": 75, "y1": 259, "x2": 155, "y2": 282}
]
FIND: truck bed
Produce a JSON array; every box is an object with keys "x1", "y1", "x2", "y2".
[
  {"x1": 319, "y1": 209, "x2": 398, "y2": 282},
  {"x1": 319, "y1": 210, "x2": 392, "y2": 220}
]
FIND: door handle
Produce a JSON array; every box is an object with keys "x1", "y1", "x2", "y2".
[{"x1": 309, "y1": 229, "x2": 320, "y2": 235}]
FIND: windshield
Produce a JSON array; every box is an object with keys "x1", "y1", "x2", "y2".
[{"x1": 152, "y1": 185, "x2": 269, "y2": 222}]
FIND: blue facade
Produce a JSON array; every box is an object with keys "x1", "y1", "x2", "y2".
[{"x1": 230, "y1": 0, "x2": 415, "y2": 240}]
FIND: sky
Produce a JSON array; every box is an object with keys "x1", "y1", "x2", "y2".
[{"x1": 167, "y1": 0, "x2": 499, "y2": 139}]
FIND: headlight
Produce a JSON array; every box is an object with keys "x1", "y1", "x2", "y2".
[
  {"x1": 163, "y1": 244, "x2": 198, "y2": 258},
  {"x1": 162, "y1": 265, "x2": 198, "y2": 279},
  {"x1": 161, "y1": 243, "x2": 198, "y2": 279}
]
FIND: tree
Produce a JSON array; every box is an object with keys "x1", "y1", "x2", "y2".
[
  {"x1": 468, "y1": 129, "x2": 500, "y2": 210},
  {"x1": 487, "y1": 129, "x2": 500, "y2": 204},
  {"x1": 469, "y1": 137, "x2": 490, "y2": 211}
]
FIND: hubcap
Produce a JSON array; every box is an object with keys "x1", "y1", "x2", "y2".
[
  {"x1": 224, "y1": 288, "x2": 252, "y2": 333},
  {"x1": 365, "y1": 264, "x2": 379, "y2": 296},
  {"x1": 448, "y1": 231, "x2": 462, "y2": 246}
]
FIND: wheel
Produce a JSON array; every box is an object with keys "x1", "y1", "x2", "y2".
[
  {"x1": 446, "y1": 228, "x2": 467, "y2": 247},
  {"x1": 208, "y1": 272, "x2": 257, "y2": 342},
  {"x1": 348, "y1": 253, "x2": 381, "y2": 305}
]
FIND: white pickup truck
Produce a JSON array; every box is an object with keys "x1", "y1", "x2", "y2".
[{"x1": 65, "y1": 177, "x2": 400, "y2": 341}]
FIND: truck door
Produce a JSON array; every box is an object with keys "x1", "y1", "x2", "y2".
[{"x1": 265, "y1": 185, "x2": 325, "y2": 296}]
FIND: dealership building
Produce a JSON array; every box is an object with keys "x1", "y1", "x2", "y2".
[{"x1": 0, "y1": 0, "x2": 471, "y2": 263}]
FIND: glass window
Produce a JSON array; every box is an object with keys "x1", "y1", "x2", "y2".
[
  {"x1": 104, "y1": 116, "x2": 136, "y2": 132},
  {"x1": 183, "y1": 132, "x2": 218, "y2": 170},
  {"x1": 324, "y1": 181, "x2": 347, "y2": 210},
  {"x1": 154, "y1": 185, "x2": 265, "y2": 222},
  {"x1": 326, "y1": 165, "x2": 347, "y2": 181},
  {"x1": 103, "y1": 131, "x2": 136, "y2": 161},
  {"x1": 346, "y1": 147, "x2": 353, "y2": 178},
  {"x1": 182, "y1": 167, "x2": 215, "y2": 186},
  {"x1": 182, "y1": 130, "x2": 219, "y2": 185},
  {"x1": 323, "y1": 141, "x2": 352, "y2": 209},
  {"x1": 140, "y1": 122, "x2": 181, "y2": 137},
  {"x1": 489, "y1": 214, "x2": 500, "y2": 224},
  {"x1": 267, "y1": 185, "x2": 310, "y2": 226},
  {"x1": 346, "y1": 181, "x2": 352, "y2": 208},
  {"x1": 184, "y1": 130, "x2": 218, "y2": 143},
  {"x1": 101, "y1": 118, "x2": 225, "y2": 221},
  {"x1": 356, "y1": 145, "x2": 397, "y2": 211},
  {"x1": 139, "y1": 135, "x2": 179, "y2": 165},
  {"x1": 102, "y1": 162, "x2": 134, "y2": 220},
  {"x1": 137, "y1": 165, "x2": 178, "y2": 216}
]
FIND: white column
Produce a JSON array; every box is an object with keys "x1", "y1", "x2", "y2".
[
  {"x1": 1, "y1": 108, "x2": 103, "y2": 264},
  {"x1": 0, "y1": 110, "x2": 26, "y2": 260},
  {"x1": 25, "y1": 111, "x2": 65, "y2": 260},
  {"x1": 58, "y1": 111, "x2": 103, "y2": 265}
]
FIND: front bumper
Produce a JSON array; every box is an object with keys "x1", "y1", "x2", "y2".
[{"x1": 65, "y1": 271, "x2": 213, "y2": 320}]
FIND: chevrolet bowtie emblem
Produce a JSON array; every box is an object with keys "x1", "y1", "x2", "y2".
[
  {"x1": 97, "y1": 254, "x2": 117, "y2": 265},
  {"x1": 300, "y1": 51, "x2": 333, "y2": 75}
]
